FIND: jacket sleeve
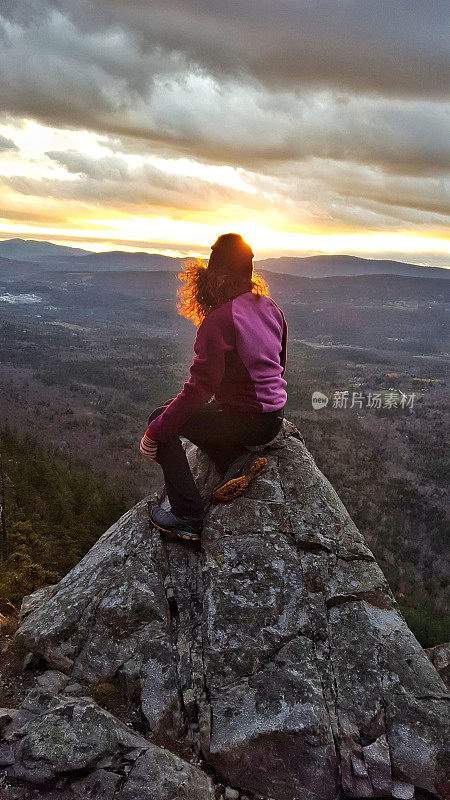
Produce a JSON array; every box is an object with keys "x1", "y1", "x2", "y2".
[{"x1": 146, "y1": 305, "x2": 234, "y2": 442}]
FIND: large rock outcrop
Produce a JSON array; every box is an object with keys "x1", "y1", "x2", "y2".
[{"x1": 2, "y1": 420, "x2": 449, "y2": 799}]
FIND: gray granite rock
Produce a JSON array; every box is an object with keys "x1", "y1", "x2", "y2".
[
  {"x1": 9, "y1": 420, "x2": 449, "y2": 799},
  {"x1": 116, "y1": 743, "x2": 215, "y2": 800},
  {"x1": 1, "y1": 689, "x2": 214, "y2": 799},
  {"x1": 16, "y1": 498, "x2": 181, "y2": 740},
  {"x1": 224, "y1": 789, "x2": 239, "y2": 800},
  {"x1": 62, "y1": 683, "x2": 84, "y2": 696},
  {"x1": 2, "y1": 689, "x2": 149, "y2": 784},
  {"x1": 0, "y1": 709, "x2": 17, "y2": 732},
  {"x1": 36, "y1": 670, "x2": 70, "y2": 694},
  {"x1": 69, "y1": 768, "x2": 121, "y2": 800},
  {"x1": 426, "y1": 642, "x2": 450, "y2": 688}
]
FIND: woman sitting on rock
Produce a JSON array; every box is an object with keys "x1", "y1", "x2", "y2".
[{"x1": 139, "y1": 233, "x2": 288, "y2": 542}]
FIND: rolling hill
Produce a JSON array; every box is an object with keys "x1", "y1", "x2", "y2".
[{"x1": 0, "y1": 238, "x2": 448, "y2": 279}]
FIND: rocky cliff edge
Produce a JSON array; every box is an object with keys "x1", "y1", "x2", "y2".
[{"x1": 1, "y1": 420, "x2": 448, "y2": 800}]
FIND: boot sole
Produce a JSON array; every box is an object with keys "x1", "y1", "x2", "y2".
[
  {"x1": 151, "y1": 519, "x2": 201, "y2": 542},
  {"x1": 149, "y1": 506, "x2": 201, "y2": 542},
  {"x1": 212, "y1": 456, "x2": 267, "y2": 503}
]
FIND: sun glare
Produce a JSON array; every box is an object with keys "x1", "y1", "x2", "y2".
[
  {"x1": 0, "y1": 215, "x2": 449, "y2": 261},
  {"x1": 0, "y1": 120, "x2": 449, "y2": 264}
]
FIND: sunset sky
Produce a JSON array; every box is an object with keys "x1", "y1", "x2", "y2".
[{"x1": 0, "y1": 1, "x2": 449, "y2": 265}]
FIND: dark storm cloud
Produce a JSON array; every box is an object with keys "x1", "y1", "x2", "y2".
[
  {"x1": 5, "y1": 0, "x2": 447, "y2": 96},
  {"x1": 0, "y1": 0, "x2": 449, "y2": 169},
  {"x1": 114, "y1": 0, "x2": 450, "y2": 96}
]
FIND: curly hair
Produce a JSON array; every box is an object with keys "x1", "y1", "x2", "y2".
[{"x1": 176, "y1": 257, "x2": 270, "y2": 326}]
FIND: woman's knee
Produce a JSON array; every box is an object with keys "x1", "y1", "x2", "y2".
[{"x1": 147, "y1": 398, "x2": 176, "y2": 427}]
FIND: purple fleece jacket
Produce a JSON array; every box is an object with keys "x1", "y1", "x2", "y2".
[{"x1": 146, "y1": 291, "x2": 287, "y2": 442}]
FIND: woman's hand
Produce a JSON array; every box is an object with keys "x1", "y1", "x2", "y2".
[{"x1": 139, "y1": 432, "x2": 159, "y2": 462}]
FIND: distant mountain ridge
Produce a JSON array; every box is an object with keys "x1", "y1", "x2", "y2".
[
  {"x1": 0, "y1": 238, "x2": 90, "y2": 261},
  {"x1": 0, "y1": 238, "x2": 448, "y2": 279},
  {"x1": 258, "y1": 253, "x2": 450, "y2": 280}
]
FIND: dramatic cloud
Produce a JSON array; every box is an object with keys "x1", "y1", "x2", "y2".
[
  {"x1": 0, "y1": 134, "x2": 17, "y2": 152},
  {"x1": 0, "y1": 0, "x2": 448, "y2": 262},
  {"x1": 2, "y1": 154, "x2": 264, "y2": 213},
  {"x1": 3, "y1": 0, "x2": 449, "y2": 96}
]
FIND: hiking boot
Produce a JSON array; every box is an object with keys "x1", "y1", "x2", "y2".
[
  {"x1": 150, "y1": 504, "x2": 203, "y2": 542},
  {"x1": 212, "y1": 452, "x2": 268, "y2": 503}
]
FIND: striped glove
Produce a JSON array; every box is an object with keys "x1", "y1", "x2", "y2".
[{"x1": 139, "y1": 431, "x2": 159, "y2": 462}]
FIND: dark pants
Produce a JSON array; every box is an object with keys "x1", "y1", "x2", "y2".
[{"x1": 147, "y1": 400, "x2": 284, "y2": 517}]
